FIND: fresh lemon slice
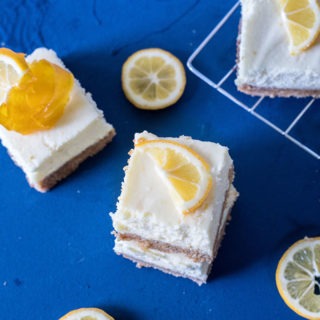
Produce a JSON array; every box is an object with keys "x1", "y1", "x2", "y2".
[
  {"x1": 0, "y1": 47, "x2": 28, "y2": 104},
  {"x1": 135, "y1": 139, "x2": 213, "y2": 214},
  {"x1": 59, "y1": 307, "x2": 115, "y2": 320},
  {"x1": 279, "y1": 0, "x2": 320, "y2": 55},
  {"x1": 121, "y1": 48, "x2": 186, "y2": 110},
  {"x1": 276, "y1": 237, "x2": 320, "y2": 319}
]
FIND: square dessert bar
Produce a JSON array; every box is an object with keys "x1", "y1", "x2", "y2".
[
  {"x1": 0, "y1": 48, "x2": 115, "y2": 192},
  {"x1": 236, "y1": 0, "x2": 320, "y2": 97},
  {"x1": 110, "y1": 131, "x2": 238, "y2": 285}
]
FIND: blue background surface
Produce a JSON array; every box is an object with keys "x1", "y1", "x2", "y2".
[{"x1": 1, "y1": 1, "x2": 320, "y2": 319}]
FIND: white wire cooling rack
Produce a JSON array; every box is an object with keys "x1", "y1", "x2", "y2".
[{"x1": 187, "y1": 1, "x2": 320, "y2": 160}]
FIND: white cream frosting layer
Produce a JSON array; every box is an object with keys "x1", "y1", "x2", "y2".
[
  {"x1": 111, "y1": 131, "x2": 238, "y2": 258},
  {"x1": 236, "y1": 0, "x2": 320, "y2": 90},
  {"x1": 0, "y1": 48, "x2": 114, "y2": 190}
]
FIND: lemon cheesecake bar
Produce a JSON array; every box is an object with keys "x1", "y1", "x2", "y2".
[
  {"x1": 236, "y1": 0, "x2": 320, "y2": 97},
  {"x1": 0, "y1": 48, "x2": 115, "y2": 192},
  {"x1": 110, "y1": 131, "x2": 238, "y2": 285}
]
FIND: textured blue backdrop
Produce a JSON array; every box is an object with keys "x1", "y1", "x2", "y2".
[{"x1": 0, "y1": 1, "x2": 319, "y2": 319}]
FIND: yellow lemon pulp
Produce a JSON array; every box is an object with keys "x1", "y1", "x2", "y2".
[
  {"x1": 135, "y1": 139, "x2": 213, "y2": 214},
  {"x1": 279, "y1": 0, "x2": 320, "y2": 54},
  {"x1": 0, "y1": 48, "x2": 28, "y2": 104},
  {"x1": 59, "y1": 307, "x2": 114, "y2": 320},
  {"x1": 276, "y1": 237, "x2": 320, "y2": 319},
  {"x1": 0, "y1": 59, "x2": 74, "y2": 134},
  {"x1": 122, "y1": 48, "x2": 186, "y2": 110}
]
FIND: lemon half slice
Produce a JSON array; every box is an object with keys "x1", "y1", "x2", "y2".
[
  {"x1": 0, "y1": 47, "x2": 28, "y2": 104},
  {"x1": 59, "y1": 307, "x2": 115, "y2": 320},
  {"x1": 279, "y1": 0, "x2": 320, "y2": 55},
  {"x1": 276, "y1": 237, "x2": 320, "y2": 319},
  {"x1": 135, "y1": 139, "x2": 213, "y2": 214},
  {"x1": 122, "y1": 48, "x2": 186, "y2": 110}
]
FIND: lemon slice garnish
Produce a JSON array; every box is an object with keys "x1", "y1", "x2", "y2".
[
  {"x1": 59, "y1": 307, "x2": 115, "y2": 320},
  {"x1": 121, "y1": 48, "x2": 186, "y2": 110},
  {"x1": 0, "y1": 47, "x2": 28, "y2": 104},
  {"x1": 135, "y1": 139, "x2": 213, "y2": 214},
  {"x1": 276, "y1": 237, "x2": 320, "y2": 319},
  {"x1": 279, "y1": 0, "x2": 320, "y2": 55}
]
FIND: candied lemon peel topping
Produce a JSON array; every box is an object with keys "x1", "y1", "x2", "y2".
[
  {"x1": 0, "y1": 48, "x2": 28, "y2": 104},
  {"x1": 122, "y1": 48, "x2": 186, "y2": 110},
  {"x1": 278, "y1": 0, "x2": 320, "y2": 55},
  {"x1": 59, "y1": 307, "x2": 115, "y2": 320},
  {"x1": 0, "y1": 48, "x2": 74, "y2": 134},
  {"x1": 135, "y1": 139, "x2": 213, "y2": 214},
  {"x1": 276, "y1": 237, "x2": 320, "y2": 319}
]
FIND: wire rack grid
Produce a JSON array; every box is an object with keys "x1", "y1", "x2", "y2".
[{"x1": 187, "y1": 1, "x2": 320, "y2": 160}]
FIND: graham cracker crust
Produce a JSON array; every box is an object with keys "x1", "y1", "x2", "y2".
[
  {"x1": 119, "y1": 252, "x2": 208, "y2": 286},
  {"x1": 237, "y1": 85, "x2": 320, "y2": 98},
  {"x1": 115, "y1": 232, "x2": 211, "y2": 263},
  {"x1": 36, "y1": 128, "x2": 115, "y2": 192}
]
